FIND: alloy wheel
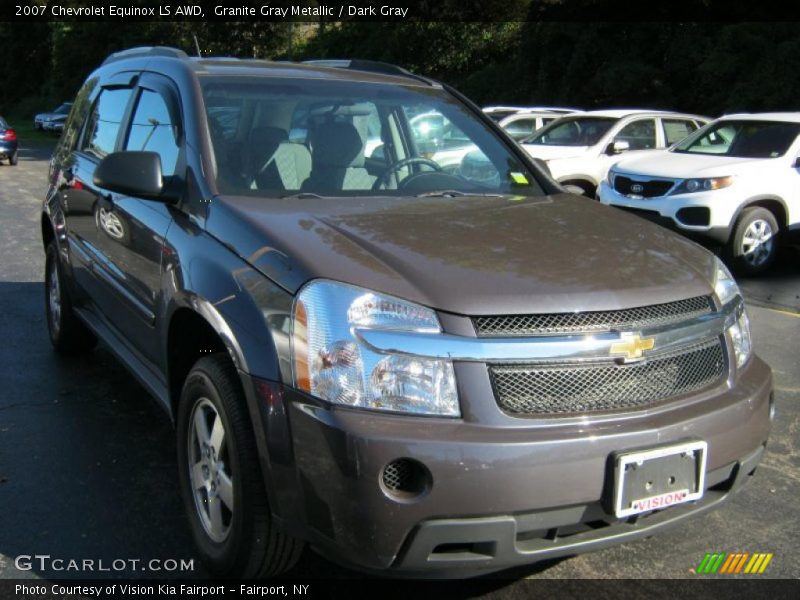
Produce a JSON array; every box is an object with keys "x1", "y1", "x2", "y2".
[
  {"x1": 187, "y1": 398, "x2": 234, "y2": 543},
  {"x1": 740, "y1": 218, "x2": 774, "y2": 267}
]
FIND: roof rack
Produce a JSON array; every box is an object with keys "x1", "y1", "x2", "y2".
[
  {"x1": 102, "y1": 46, "x2": 188, "y2": 66},
  {"x1": 302, "y1": 59, "x2": 436, "y2": 86}
]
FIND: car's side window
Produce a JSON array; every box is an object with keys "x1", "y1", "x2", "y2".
[
  {"x1": 615, "y1": 119, "x2": 657, "y2": 150},
  {"x1": 663, "y1": 119, "x2": 698, "y2": 146},
  {"x1": 80, "y1": 88, "x2": 133, "y2": 159},
  {"x1": 124, "y1": 89, "x2": 180, "y2": 177},
  {"x1": 505, "y1": 118, "x2": 538, "y2": 140}
]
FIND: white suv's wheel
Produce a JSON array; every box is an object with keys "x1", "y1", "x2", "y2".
[{"x1": 728, "y1": 207, "x2": 779, "y2": 276}]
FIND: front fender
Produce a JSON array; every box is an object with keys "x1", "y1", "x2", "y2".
[{"x1": 162, "y1": 214, "x2": 295, "y2": 384}]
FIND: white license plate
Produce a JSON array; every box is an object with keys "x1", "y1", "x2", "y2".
[{"x1": 614, "y1": 441, "x2": 707, "y2": 518}]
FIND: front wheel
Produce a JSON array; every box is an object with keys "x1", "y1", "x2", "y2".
[
  {"x1": 727, "y1": 207, "x2": 779, "y2": 276},
  {"x1": 176, "y1": 354, "x2": 303, "y2": 578}
]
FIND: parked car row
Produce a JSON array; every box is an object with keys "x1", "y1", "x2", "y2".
[{"x1": 485, "y1": 103, "x2": 799, "y2": 275}]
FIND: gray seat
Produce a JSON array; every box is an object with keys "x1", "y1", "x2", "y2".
[
  {"x1": 246, "y1": 126, "x2": 312, "y2": 191},
  {"x1": 253, "y1": 142, "x2": 312, "y2": 191},
  {"x1": 303, "y1": 122, "x2": 377, "y2": 192}
]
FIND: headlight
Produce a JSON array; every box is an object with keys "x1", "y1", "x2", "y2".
[
  {"x1": 607, "y1": 169, "x2": 618, "y2": 186},
  {"x1": 712, "y1": 258, "x2": 752, "y2": 368},
  {"x1": 292, "y1": 280, "x2": 459, "y2": 416},
  {"x1": 671, "y1": 176, "x2": 733, "y2": 195},
  {"x1": 728, "y1": 308, "x2": 752, "y2": 368},
  {"x1": 713, "y1": 258, "x2": 739, "y2": 306}
]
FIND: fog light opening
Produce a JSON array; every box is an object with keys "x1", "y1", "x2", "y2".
[{"x1": 380, "y1": 458, "x2": 431, "y2": 502}]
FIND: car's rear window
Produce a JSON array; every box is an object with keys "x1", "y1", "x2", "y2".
[{"x1": 200, "y1": 75, "x2": 544, "y2": 198}]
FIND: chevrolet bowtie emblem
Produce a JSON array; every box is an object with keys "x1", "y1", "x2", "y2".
[{"x1": 610, "y1": 333, "x2": 655, "y2": 360}]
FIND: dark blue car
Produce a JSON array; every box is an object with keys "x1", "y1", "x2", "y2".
[{"x1": 0, "y1": 116, "x2": 18, "y2": 165}]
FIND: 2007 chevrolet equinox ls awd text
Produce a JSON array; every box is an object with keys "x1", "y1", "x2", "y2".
[{"x1": 42, "y1": 47, "x2": 772, "y2": 578}]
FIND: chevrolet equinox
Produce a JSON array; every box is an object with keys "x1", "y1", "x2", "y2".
[{"x1": 42, "y1": 47, "x2": 773, "y2": 578}]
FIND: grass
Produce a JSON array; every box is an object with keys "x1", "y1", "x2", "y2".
[{"x1": 3, "y1": 114, "x2": 60, "y2": 146}]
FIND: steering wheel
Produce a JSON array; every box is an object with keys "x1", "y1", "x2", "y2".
[{"x1": 374, "y1": 157, "x2": 442, "y2": 189}]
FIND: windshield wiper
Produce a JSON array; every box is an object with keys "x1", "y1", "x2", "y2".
[
  {"x1": 415, "y1": 190, "x2": 502, "y2": 198},
  {"x1": 279, "y1": 192, "x2": 330, "y2": 199}
]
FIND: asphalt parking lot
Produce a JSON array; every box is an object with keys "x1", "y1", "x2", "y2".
[{"x1": 0, "y1": 140, "x2": 798, "y2": 585}]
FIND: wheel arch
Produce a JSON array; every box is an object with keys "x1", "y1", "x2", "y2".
[
  {"x1": 559, "y1": 176, "x2": 598, "y2": 197},
  {"x1": 734, "y1": 196, "x2": 789, "y2": 232},
  {"x1": 41, "y1": 212, "x2": 55, "y2": 250}
]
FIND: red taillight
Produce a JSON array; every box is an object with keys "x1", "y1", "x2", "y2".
[{"x1": 1, "y1": 128, "x2": 16, "y2": 141}]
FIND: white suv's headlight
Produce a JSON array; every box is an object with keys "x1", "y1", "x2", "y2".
[
  {"x1": 292, "y1": 280, "x2": 459, "y2": 416},
  {"x1": 713, "y1": 258, "x2": 752, "y2": 368}
]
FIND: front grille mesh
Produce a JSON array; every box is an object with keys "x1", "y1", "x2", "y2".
[
  {"x1": 490, "y1": 339, "x2": 726, "y2": 415},
  {"x1": 474, "y1": 296, "x2": 712, "y2": 337},
  {"x1": 614, "y1": 175, "x2": 674, "y2": 198}
]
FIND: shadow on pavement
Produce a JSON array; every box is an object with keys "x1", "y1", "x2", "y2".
[{"x1": 738, "y1": 246, "x2": 800, "y2": 313}]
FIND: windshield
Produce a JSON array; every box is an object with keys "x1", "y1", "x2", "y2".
[
  {"x1": 201, "y1": 76, "x2": 542, "y2": 198},
  {"x1": 55, "y1": 103, "x2": 72, "y2": 114},
  {"x1": 524, "y1": 116, "x2": 618, "y2": 146},
  {"x1": 673, "y1": 120, "x2": 800, "y2": 158},
  {"x1": 0, "y1": 117, "x2": 7, "y2": 128}
]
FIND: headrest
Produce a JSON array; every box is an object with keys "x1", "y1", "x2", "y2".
[
  {"x1": 313, "y1": 121, "x2": 366, "y2": 168},
  {"x1": 248, "y1": 126, "x2": 289, "y2": 160}
]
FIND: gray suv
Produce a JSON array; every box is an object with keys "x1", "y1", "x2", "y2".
[{"x1": 42, "y1": 47, "x2": 772, "y2": 578}]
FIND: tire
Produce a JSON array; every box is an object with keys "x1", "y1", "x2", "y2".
[
  {"x1": 9, "y1": 151, "x2": 18, "y2": 166},
  {"x1": 726, "y1": 207, "x2": 779, "y2": 276},
  {"x1": 44, "y1": 241, "x2": 97, "y2": 354},
  {"x1": 177, "y1": 354, "x2": 303, "y2": 578}
]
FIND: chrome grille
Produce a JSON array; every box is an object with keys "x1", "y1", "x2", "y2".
[
  {"x1": 474, "y1": 296, "x2": 712, "y2": 337},
  {"x1": 490, "y1": 339, "x2": 726, "y2": 415}
]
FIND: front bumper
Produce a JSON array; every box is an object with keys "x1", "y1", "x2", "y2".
[
  {"x1": 598, "y1": 180, "x2": 738, "y2": 244},
  {"x1": 242, "y1": 355, "x2": 772, "y2": 576}
]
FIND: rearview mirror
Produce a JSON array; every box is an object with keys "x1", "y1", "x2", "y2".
[
  {"x1": 93, "y1": 151, "x2": 166, "y2": 200},
  {"x1": 607, "y1": 140, "x2": 630, "y2": 155}
]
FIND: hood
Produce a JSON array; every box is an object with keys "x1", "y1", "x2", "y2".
[
  {"x1": 614, "y1": 150, "x2": 770, "y2": 179},
  {"x1": 206, "y1": 193, "x2": 716, "y2": 315},
  {"x1": 521, "y1": 144, "x2": 591, "y2": 162}
]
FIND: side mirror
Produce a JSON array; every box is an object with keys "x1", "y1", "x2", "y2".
[
  {"x1": 794, "y1": 156, "x2": 800, "y2": 168},
  {"x1": 531, "y1": 157, "x2": 552, "y2": 177},
  {"x1": 606, "y1": 140, "x2": 630, "y2": 155},
  {"x1": 93, "y1": 151, "x2": 165, "y2": 200}
]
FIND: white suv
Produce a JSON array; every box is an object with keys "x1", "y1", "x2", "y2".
[
  {"x1": 520, "y1": 110, "x2": 708, "y2": 197},
  {"x1": 599, "y1": 113, "x2": 800, "y2": 275}
]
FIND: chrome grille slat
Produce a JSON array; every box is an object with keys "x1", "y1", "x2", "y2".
[
  {"x1": 473, "y1": 296, "x2": 712, "y2": 337},
  {"x1": 490, "y1": 339, "x2": 726, "y2": 415}
]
